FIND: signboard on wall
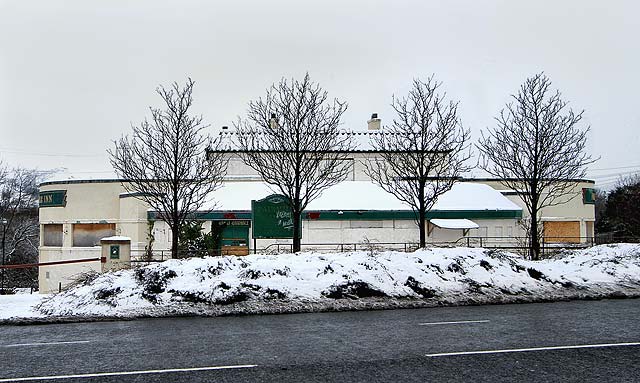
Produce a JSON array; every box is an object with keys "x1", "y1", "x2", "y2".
[
  {"x1": 39, "y1": 190, "x2": 67, "y2": 207},
  {"x1": 251, "y1": 194, "x2": 300, "y2": 239}
]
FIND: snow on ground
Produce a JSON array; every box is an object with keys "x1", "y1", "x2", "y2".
[
  {"x1": 0, "y1": 292, "x2": 49, "y2": 320},
  {"x1": 5, "y1": 244, "x2": 640, "y2": 322}
]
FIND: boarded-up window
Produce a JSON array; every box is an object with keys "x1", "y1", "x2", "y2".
[
  {"x1": 544, "y1": 221, "x2": 580, "y2": 243},
  {"x1": 73, "y1": 223, "x2": 116, "y2": 247},
  {"x1": 43, "y1": 224, "x2": 63, "y2": 247}
]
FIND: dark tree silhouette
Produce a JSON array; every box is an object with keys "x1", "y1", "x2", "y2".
[
  {"x1": 0, "y1": 166, "x2": 39, "y2": 292},
  {"x1": 478, "y1": 73, "x2": 597, "y2": 260},
  {"x1": 233, "y1": 74, "x2": 352, "y2": 252},
  {"x1": 364, "y1": 77, "x2": 472, "y2": 248},
  {"x1": 109, "y1": 79, "x2": 227, "y2": 259},
  {"x1": 598, "y1": 175, "x2": 640, "y2": 240}
]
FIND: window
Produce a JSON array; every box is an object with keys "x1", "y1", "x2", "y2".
[
  {"x1": 506, "y1": 226, "x2": 514, "y2": 238},
  {"x1": 582, "y1": 188, "x2": 596, "y2": 204},
  {"x1": 43, "y1": 224, "x2": 63, "y2": 247},
  {"x1": 394, "y1": 220, "x2": 415, "y2": 229},
  {"x1": 350, "y1": 220, "x2": 383, "y2": 229},
  {"x1": 495, "y1": 226, "x2": 503, "y2": 241},
  {"x1": 72, "y1": 223, "x2": 115, "y2": 247},
  {"x1": 543, "y1": 221, "x2": 580, "y2": 243}
]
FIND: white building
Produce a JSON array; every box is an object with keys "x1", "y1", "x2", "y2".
[{"x1": 37, "y1": 119, "x2": 596, "y2": 293}]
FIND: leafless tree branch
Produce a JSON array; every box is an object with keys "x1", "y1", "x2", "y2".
[
  {"x1": 108, "y1": 78, "x2": 228, "y2": 259},
  {"x1": 233, "y1": 73, "x2": 352, "y2": 252},
  {"x1": 477, "y1": 72, "x2": 598, "y2": 260},
  {"x1": 364, "y1": 77, "x2": 473, "y2": 247}
]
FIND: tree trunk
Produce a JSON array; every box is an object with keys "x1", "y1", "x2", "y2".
[
  {"x1": 418, "y1": 184, "x2": 426, "y2": 248},
  {"x1": 418, "y1": 211, "x2": 426, "y2": 248},
  {"x1": 292, "y1": 209, "x2": 301, "y2": 253},
  {"x1": 530, "y1": 211, "x2": 541, "y2": 261},
  {"x1": 171, "y1": 224, "x2": 179, "y2": 259}
]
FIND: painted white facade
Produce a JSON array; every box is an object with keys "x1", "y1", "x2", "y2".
[{"x1": 37, "y1": 137, "x2": 595, "y2": 293}]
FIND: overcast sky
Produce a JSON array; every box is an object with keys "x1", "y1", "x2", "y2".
[{"x1": 1, "y1": 0, "x2": 638, "y2": 188}]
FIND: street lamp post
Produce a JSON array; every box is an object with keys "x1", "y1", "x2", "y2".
[{"x1": 0, "y1": 218, "x2": 6, "y2": 294}]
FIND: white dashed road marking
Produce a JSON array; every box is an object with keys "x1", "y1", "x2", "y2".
[
  {"x1": 425, "y1": 342, "x2": 640, "y2": 357},
  {"x1": 418, "y1": 320, "x2": 490, "y2": 326},
  {"x1": 0, "y1": 365, "x2": 259, "y2": 382},
  {"x1": 2, "y1": 341, "x2": 91, "y2": 348}
]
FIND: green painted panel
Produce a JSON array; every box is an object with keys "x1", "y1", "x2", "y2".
[
  {"x1": 582, "y1": 188, "x2": 596, "y2": 204},
  {"x1": 109, "y1": 245, "x2": 120, "y2": 259},
  {"x1": 148, "y1": 207, "x2": 522, "y2": 223},
  {"x1": 302, "y1": 209, "x2": 522, "y2": 221},
  {"x1": 147, "y1": 211, "x2": 252, "y2": 221},
  {"x1": 220, "y1": 225, "x2": 250, "y2": 246},
  {"x1": 39, "y1": 190, "x2": 67, "y2": 207},
  {"x1": 251, "y1": 194, "x2": 301, "y2": 239}
]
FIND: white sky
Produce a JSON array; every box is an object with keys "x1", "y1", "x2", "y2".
[{"x1": 1, "y1": 0, "x2": 638, "y2": 188}]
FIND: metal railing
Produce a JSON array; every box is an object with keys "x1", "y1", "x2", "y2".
[{"x1": 117, "y1": 234, "x2": 640, "y2": 263}]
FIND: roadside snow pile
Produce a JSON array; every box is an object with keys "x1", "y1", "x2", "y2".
[
  {"x1": 36, "y1": 244, "x2": 640, "y2": 318},
  {"x1": 0, "y1": 292, "x2": 48, "y2": 320}
]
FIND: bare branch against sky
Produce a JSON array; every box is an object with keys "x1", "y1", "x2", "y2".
[{"x1": 0, "y1": 0, "x2": 638, "y2": 188}]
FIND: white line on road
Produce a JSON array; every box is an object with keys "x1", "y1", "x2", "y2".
[
  {"x1": 2, "y1": 341, "x2": 91, "y2": 348},
  {"x1": 0, "y1": 364, "x2": 259, "y2": 382},
  {"x1": 425, "y1": 342, "x2": 640, "y2": 357},
  {"x1": 418, "y1": 320, "x2": 490, "y2": 326}
]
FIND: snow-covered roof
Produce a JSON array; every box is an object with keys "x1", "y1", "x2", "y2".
[
  {"x1": 430, "y1": 219, "x2": 479, "y2": 229},
  {"x1": 431, "y1": 183, "x2": 522, "y2": 211},
  {"x1": 41, "y1": 169, "x2": 120, "y2": 185},
  {"x1": 206, "y1": 182, "x2": 275, "y2": 210},
  {"x1": 212, "y1": 130, "x2": 446, "y2": 153},
  {"x1": 205, "y1": 181, "x2": 522, "y2": 212}
]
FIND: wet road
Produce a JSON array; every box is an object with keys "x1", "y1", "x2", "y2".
[{"x1": 1, "y1": 299, "x2": 639, "y2": 382}]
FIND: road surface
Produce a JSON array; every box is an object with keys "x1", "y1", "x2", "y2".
[{"x1": 1, "y1": 299, "x2": 639, "y2": 382}]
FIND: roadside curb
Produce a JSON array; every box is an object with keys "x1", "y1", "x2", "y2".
[{"x1": 2, "y1": 290, "x2": 638, "y2": 326}]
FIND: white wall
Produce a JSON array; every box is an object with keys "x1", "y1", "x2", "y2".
[{"x1": 39, "y1": 181, "x2": 152, "y2": 293}]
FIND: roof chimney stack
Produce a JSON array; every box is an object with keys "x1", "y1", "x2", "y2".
[{"x1": 367, "y1": 113, "x2": 381, "y2": 130}]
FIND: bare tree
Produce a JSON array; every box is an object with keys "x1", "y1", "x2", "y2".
[
  {"x1": 477, "y1": 73, "x2": 597, "y2": 260},
  {"x1": 108, "y1": 78, "x2": 227, "y2": 259},
  {"x1": 364, "y1": 78, "x2": 472, "y2": 248},
  {"x1": 233, "y1": 74, "x2": 352, "y2": 252},
  {"x1": 0, "y1": 166, "x2": 40, "y2": 292}
]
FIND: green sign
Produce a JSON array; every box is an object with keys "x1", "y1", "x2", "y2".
[
  {"x1": 582, "y1": 188, "x2": 596, "y2": 204},
  {"x1": 110, "y1": 245, "x2": 120, "y2": 259},
  {"x1": 251, "y1": 194, "x2": 300, "y2": 239},
  {"x1": 39, "y1": 190, "x2": 67, "y2": 207}
]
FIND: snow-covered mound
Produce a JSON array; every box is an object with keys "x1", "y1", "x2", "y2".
[{"x1": 37, "y1": 244, "x2": 640, "y2": 318}]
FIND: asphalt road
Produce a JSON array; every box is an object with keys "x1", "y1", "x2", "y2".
[{"x1": 1, "y1": 299, "x2": 640, "y2": 382}]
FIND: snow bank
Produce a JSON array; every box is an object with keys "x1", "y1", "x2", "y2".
[
  {"x1": 32, "y1": 244, "x2": 640, "y2": 319},
  {"x1": 0, "y1": 292, "x2": 49, "y2": 320}
]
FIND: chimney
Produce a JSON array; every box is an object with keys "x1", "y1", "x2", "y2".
[
  {"x1": 367, "y1": 113, "x2": 381, "y2": 130},
  {"x1": 270, "y1": 113, "x2": 278, "y2": 129}
]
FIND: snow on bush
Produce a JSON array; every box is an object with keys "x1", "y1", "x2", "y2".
[{"x1": 37, "y1": 244, "x2": 640, "y2": 317}]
